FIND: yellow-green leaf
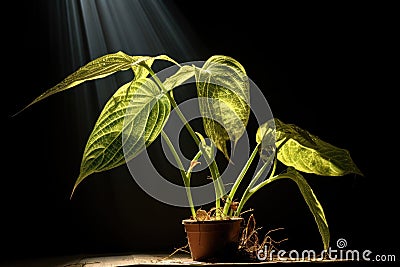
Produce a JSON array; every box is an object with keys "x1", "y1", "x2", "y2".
[
  {"x1": 19, "y1": 52, "x2": 177, "y2": 113},
  {"x1": 267, "y1": 167, "x2": 330, "y2": 250},
  {"x1": 195, "y1": 56, "x2": 250, "y2": 159},
  {"x1": 275, "y1": 118, "x2": 363, "y2": 176},
  {"x1": 71, "y1": 77, "x2": 170, "y2": 196},
  {"x1": 163, "y1": 65, "x2": 196, "y2": 92}
]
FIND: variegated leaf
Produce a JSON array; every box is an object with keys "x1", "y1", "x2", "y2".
[
  {"x1": 275, "y1": 118, "x2": 363, "y2": 176},
  {"x1": 19, "y1": 52, "x2": 177, "y2": 113},
  {"x1": 265, "y1": 168, "x2": 330, "y2": 250},
  {"x1": 72, "y1": 78, "x2": 170, "y2": 196},
  {"x1": 195, "y1": 56, "x2": 250, "y2": 159}
]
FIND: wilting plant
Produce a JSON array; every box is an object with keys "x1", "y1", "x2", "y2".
[{"x1": 18, "y1": 51, "x2": 362, "y2": 252}]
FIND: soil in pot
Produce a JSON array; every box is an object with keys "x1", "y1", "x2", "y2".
[{"x1": 182, "y1": 217, "x2": 244, "y2": 261}]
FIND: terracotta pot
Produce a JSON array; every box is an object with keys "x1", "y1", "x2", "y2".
[{"x1": 182, "y1": 217, "x2": 244, "y2": 261}]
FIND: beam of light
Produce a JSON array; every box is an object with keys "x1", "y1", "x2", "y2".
[{"x1": 46, "y1": 0, "x2": 200, "y2": 130}]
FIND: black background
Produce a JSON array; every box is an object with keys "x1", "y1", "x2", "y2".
[{"x1": 3, "y1": 0, "x2": 398, "y2": 264}]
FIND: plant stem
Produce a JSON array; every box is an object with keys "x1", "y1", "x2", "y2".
[
  {"x1": 144, "y1": 63, "x2": 224, "y2": 219},
  {"x1": 167, "y1": 91, "x2": 200, "y2": 145},
  {"x1": 167, "y1": 91, "x2": 225, "y2": 219},
  {"x1": 236, "y1": 173, "x2": 290, "y2": 215},
  {"x1": 235, "y1": 156, "x2": 277, "y2": 215},
  {"x1": 235, "y1": 137, "x2": 289, "y2": 215},
  {"x1": 222, "y1": 143, "x2": 260, "y2": 216},
  {"x1": 248, "y1": 174, "x2": 282, "y2": 194},
  {"x1": 161, "y1": 131, "x2": 196, "y2": 219},
  {"x1": 168, "y1": 90, "x2": 225, "y2": 218},
  {"x1": 187, "y1": 151, "x2": 203, "y2": 179}
]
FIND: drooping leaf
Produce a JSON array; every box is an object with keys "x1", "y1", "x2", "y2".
[
  {"x1": 274, "y1": 118, "x2": 363, "y2": 176},
  {"x1": 71, "y1": 77, "x2": 170, "y2": 196},
  {"x1": 263, "y1": 168, "x2": 330, "y2": 250},
  {"x1": 132, "y1": 58, "x2": 155, "y2": 80},
  {"x1": 195, "y1": 56, "x2": 250, "y2": 159},
  {"x1": 18, "y1": 52, "x2": 177, "y2": 113},
  {"x1": 163, "y1": 65, "x2": 196, "y2": 92}
]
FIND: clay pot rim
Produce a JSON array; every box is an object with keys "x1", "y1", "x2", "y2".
[{"x1": 182, "y1": 216, "x2": 243, "y2": 224}]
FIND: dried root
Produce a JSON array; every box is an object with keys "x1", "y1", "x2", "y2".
[
  {"x1": 163, "y1": 243, "x2": 191, "y2": 261},
  {"x1": 172, "y1": 209, "x2": 286, "y2": 262},
  {"x1": 238, "y1": 214, "x2": 287, "y2": 261}
]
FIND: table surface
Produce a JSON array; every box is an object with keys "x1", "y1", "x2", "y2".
[{"x1": 1, "y1": 253, "x2": 363, "y2": 267}]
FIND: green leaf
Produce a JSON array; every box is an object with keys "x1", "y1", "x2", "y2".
[
  {"x1": 195, "y1": 56, "x2": 250, "y2": 159},
  {"x1": 71, "y1": 77, "x2": 171, "y2": 196},
  {"x1": 163, "y1": 65, "x2": 196, "y2": 92},
  {"x1": 18, "y1": 52, "x2": 177, "y2": 113},
  {"x1": 275, "y1": 118, "x2": 363, "y2": 176},
  {"x1": 267, "y1": 168, "x2": 330, "y2": 250}
]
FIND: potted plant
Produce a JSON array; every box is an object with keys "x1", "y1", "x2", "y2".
[{"x1": 17, "y1": 52, "x2": 362, "y2": 262}]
